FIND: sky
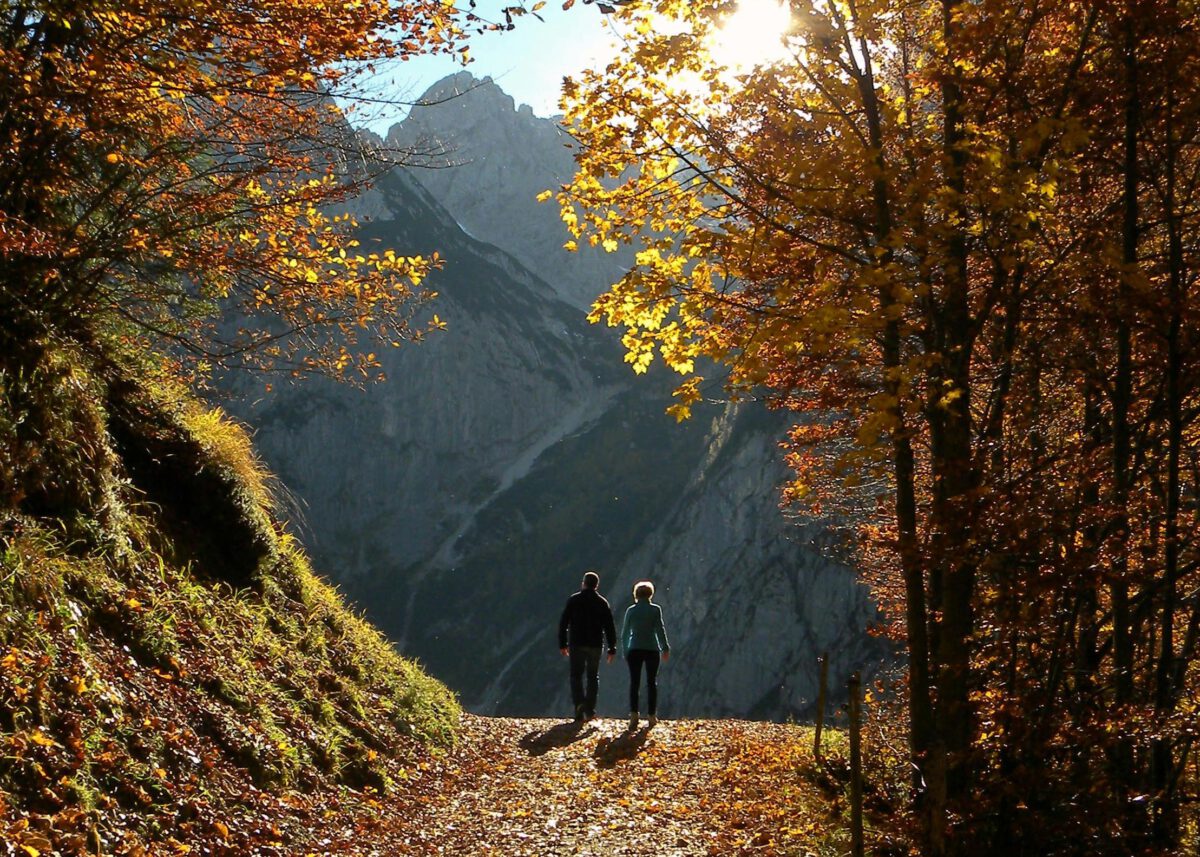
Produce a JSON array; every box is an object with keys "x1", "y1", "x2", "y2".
[
  {"x1": 347, "y1": 2, "x2": 620, "y2": 135},
  {"x1": 343, "y1": 0, "x2": 796, "y2": 135}
]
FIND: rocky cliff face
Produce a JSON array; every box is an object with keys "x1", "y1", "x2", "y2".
[
  {"x1": 388, "y1": 71, "x2": 632, "y2": 311},
  {"x1": 225, "y1": 74, "x2": 886, "y2": 720},
  {"x1": 235, "y1": 169, "x2": 620, "y2": 580}
]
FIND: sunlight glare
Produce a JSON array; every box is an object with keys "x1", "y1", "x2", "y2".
[{"x1": 709, "y1": 0, "x2": 793, "y2": 73}]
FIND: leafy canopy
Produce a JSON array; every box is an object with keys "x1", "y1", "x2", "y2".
[
  {"x1": 558, "y1": 0, "x2": 1200, "y2": 851},
  {"x1": 0, "y1": 0, "x2": 468, "y2": 379}
]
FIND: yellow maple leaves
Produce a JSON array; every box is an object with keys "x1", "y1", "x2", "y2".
[
  {"x1": 1, "y1": 0, "x2": 466, "y2": 382},
  {"x1": 558, "y1": 0, "x2": 1097, "y2": 501}
]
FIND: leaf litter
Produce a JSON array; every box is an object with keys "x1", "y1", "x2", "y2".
[{"x1": 319, "y1": 715, "x2": 848, "y2": 857}]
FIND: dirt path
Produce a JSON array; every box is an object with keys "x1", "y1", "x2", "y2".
[{"x1": 327, "y1": 715, "x2": 843, "y2": 857}]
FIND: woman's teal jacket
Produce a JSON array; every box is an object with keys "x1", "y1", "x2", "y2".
[{"x1": 621, "y1": 600, "x2": 670, "y2": 656}]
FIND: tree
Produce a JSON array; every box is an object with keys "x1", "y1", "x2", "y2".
[
  {"x1": 0, "y1": 0, "x2": 469, "y2": 381},
  {"x1": 557, "y1": 0, "x2": 1200, "y2": 852}
]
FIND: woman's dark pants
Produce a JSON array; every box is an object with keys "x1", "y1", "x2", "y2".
[{"x1": 626, "y1": 649, "x2": 660, "y2": 715}]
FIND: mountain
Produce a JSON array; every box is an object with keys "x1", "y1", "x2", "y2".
[
  {"x1": 224, "y1": 74, "x2": 886, "y2": 720},
  {"x1": 387, "y1": 71, "x2": 632, "y2": 311}
]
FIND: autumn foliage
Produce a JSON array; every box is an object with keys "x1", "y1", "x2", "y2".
[
  {"x1": 559, "y1": 0, "x2": 1200, "y2": 853},
  {"x1": 0, "y1": 0, "x2": 465, "y2": 382},
  {"x1": 386, "y1": 716, "x2": 862, "y2": 856},
  {"x1": 0, "y1": 424, "x2": 460, "y2": 855}
]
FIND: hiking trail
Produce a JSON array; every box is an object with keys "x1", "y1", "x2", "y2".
[{"x1": 318, "y1": 715, "x2": 846, "y2": 856}]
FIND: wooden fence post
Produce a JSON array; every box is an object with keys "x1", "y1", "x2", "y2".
[
  {"x1": 813, "y1": 652, "x2": 829, "y2": 762},
  {"x1": 849, "y1": 670, "x2": 864, "y2": 857}
]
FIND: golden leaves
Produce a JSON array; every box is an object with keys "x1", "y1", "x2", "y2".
[
  {"x1": 559, "y1": 0, "x2": 1096, "y2": 487},
  {"x1": 666, "y1": 376, "x2": 704, "y2": 422},
  {"x1": 384, "y1": 717, "x2": 844, "y2": 855},
  {"x1": 2, "y1": 0, "x2": 466, "y2": 381}
]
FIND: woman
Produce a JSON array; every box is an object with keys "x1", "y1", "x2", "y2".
[{"x1": 621, "y1": 580, "x2": 670, "y2": 730}]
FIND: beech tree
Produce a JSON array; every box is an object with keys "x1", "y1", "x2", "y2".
[
  {"x1": 0, "y1": 0, "x2": 469, "y2": 380},
  {"x1": 558, "y1": 0, "x2": 1200, "y2": 852}
]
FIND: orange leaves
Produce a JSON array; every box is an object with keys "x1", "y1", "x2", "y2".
[
  {"x1": 26, "y1": 729, "x2": 59, "y2": 750},
  {"x1": 1, "y1": 0, "x2": 467, "y2": 383},
  {"x1": 355, "y1": 716, "x2": 847, "y2": 856},
  {"x1": 561, "y1": 0, "x2": 1200, "y2": 844},
  {"x1": 0, "y1": 520, "x2": 471, "y2": 856},
  {"x1": 1, "y1": 667, "x2": 842, "y2": 853}
]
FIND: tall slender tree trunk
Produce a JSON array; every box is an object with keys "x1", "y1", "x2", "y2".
[
  {"x1": 848, "y1": 18, "x2": 936, "y2": 804},
  {"x1": 929, "y1": 3, "x2": 978, "y2": 851},
  {"x1": 1153, "y1": 12, "x2": 1183, "y2": 834},
  {"x1": 1111, "y1": 4, "x2": 1139, "y2": 824}
]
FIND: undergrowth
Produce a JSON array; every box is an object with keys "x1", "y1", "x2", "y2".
[{"x1": 0, "y1": 340, "x2": 460, "y2": 854}]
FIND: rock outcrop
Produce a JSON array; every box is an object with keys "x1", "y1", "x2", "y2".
[
  {"x1": 388, "y1": 71, "x2": 632, "y2": 311},
  {"x1": 225, "y1": 74, "x2": 887, "y2": 720}
]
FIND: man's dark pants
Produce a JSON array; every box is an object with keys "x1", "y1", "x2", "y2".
[{"x1": 569, "y1": 646, "x2": 602, "y2": 717}]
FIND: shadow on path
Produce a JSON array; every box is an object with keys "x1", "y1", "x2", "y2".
[
  {"x1": 593, "y1": 727, "x2": 651, "y2": 768},
  {"x1": 519, "y1": 721, "x2": 597, "y2": 756}
]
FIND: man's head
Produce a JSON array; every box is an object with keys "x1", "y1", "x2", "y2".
[{"x1": 582, "y1": 570, "x2": 600, "y2": 591}]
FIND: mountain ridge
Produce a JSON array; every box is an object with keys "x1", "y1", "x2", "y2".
[
  {"x1": 225, "y1": 71, "x2": 887, "y2": 721},
  {"x1": 388, "y1": 71, "x2": 631, "y2": 311}
]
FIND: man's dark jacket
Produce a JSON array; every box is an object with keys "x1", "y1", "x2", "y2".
[{"x1": 558, "y1": 589, "x2": 617, "y2": 652}]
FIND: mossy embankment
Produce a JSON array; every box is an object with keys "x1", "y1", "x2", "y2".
[{"x1": 0, "y1": 337, "x2": 459, "y2": 854}]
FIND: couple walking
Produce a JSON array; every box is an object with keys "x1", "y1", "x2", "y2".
[{"x1": 558, "y1": 570, "x2": 670, "y2": 730}]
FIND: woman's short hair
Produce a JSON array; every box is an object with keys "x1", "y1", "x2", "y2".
[{"x1": 633, "y1": 580, "x2": 655, "y2": 600}]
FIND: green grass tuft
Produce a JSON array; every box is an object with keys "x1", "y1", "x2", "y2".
[{"x1": 0, "y1": 354, "x2": 460, "y2": 852}]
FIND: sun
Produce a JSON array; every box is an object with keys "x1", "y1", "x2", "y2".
[{"x1": 708, "y1": 0, "x2": 794, "y2": 73}]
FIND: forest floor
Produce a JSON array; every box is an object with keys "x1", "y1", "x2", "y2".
[{"x1": 314, "y1": 715, "x2": 859, "y2": 857}]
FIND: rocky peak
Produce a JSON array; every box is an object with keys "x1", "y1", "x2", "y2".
[
  {"x1": 225, "y1": 75, "x2": 889, "y2": 722},
  {"x1": 387, "y1": 72, "x2": 630, "y2": 311},
  {"x1": 404, "y1": 72, "x2": 516, "y2": 120}
]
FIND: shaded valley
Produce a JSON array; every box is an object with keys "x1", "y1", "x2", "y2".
[{"x1": 226, "y1": 75, "x2": 886, "y2": 720}]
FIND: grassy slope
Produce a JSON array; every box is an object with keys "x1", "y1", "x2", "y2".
[{"x1": 0, "y1": 346, "x2": 459, "y2": 854}]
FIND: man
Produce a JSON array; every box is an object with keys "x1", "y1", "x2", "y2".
[{"x1": 558, "y1": 570, "x2": 617, "y2": 722}]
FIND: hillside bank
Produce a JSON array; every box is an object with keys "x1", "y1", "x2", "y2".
[{"x1": 0, "y1": 343, "x2": 459, "y2": 854}]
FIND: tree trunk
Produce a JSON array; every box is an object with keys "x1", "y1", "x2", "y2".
[
  {"x1": 849, "y1": 14, "x2": 936, "y2": 800},
  {"x1": 1110, "y1": 3, "x2": 1138, "y2": 822},
  {"x1": 926, "y1": 4, "x2": 979, "y2": 851},
  {"x1": 1153, "y1": 12, "x2": 1183, "y2": 835}
]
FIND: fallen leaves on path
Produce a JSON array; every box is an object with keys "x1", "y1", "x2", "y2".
[
  {"x1": 322, "y1": 716, "x2": 850, "y2": 857},
  {"x1": 0, "y1": 714, "x2": 859, "y2": 854}
]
